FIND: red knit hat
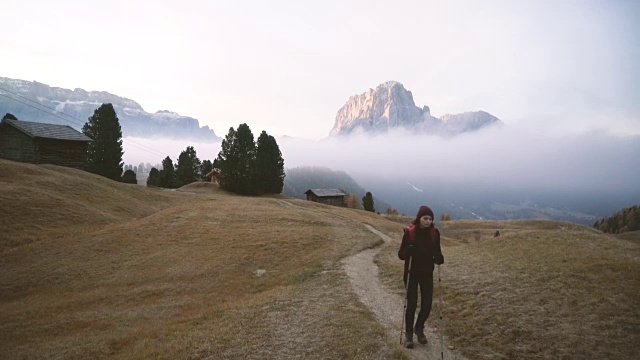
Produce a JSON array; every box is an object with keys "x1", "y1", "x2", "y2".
[{"x1": 414, "y1": 205, "x2": 435, "y2": 225}]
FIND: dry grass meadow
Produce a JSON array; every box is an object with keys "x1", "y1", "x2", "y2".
[
  {"x1": 0, "y1": 159, "x2": 403, "y2": 359},
  {"x1": 377, "y1": 219, "x2": 640, "y2": 359},
  {"x1": 614, "y1": 230, "x2": 640, "y2": 245},
  {"x1": 2, "y1": 158, "x2": 639, "y2": 359}
]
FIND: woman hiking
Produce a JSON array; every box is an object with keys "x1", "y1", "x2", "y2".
[{"x1": 398, "y1": 205, "x2": 445, "y2": 348}]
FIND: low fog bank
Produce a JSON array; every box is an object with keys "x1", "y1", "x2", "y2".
[
  {"x1": 122, "y1": 126, "x2": 640, "y2": 196},
  {"x1": 122, "y1": 137, "x2": 222, "y2": 167},
  {"x1": 120, "y1": 128, "x2": 639, "y2": 222},
  {"x1": 279, "y1": 125, "x2": 640, "y2": 194},
  {"x1": 278, "y1": 126, "x2": 640, "y2": 222}
]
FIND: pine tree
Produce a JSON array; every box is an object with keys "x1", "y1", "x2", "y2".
[
  {"x1": 2, "y1": 113, "x2": 17, "y2": 121},
  {"x1": 147, "y1": 168, "x2": 160, "y2": 186},
  {"x1": 255, "y1": 131, "x2": 285, "y2": 194},
  {"x1": 215, "y1": 127, "x2": 239, "y2": 192},
  {"x1": 234, "y1": 124, "x2": 256, "y2": 194},
  {"x1": 82, "y1": 103, "x2": 124, "y2": 181},
  {"x1": 158, "y1": 156, "x2": 176, "y2": 188},
  {"x1": 215, "y1": 124, "x2": 256, "y2": 195},
  {"x1": 121, "y1": 169, "x2": 137, "y2": 184},
  {"x1": 175, "y1": 146, "x2": 201, "y2": 187},
  {"x1": 362, "y1": 192, "x2": 375, "y2": 212}
]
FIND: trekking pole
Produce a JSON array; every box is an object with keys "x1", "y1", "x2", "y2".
[
  {"x1": 400, "y1": 255, "x2": 413, "y2": 344},
  {"x1": 438, "y1": 264, "x2": 444, "y2": 359}
]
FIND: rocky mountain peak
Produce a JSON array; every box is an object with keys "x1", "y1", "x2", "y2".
[
  {"x1": 330, "y1": 81, "x2": 425, "y2": 136},
  {"x1": 329, "y1": 81, "x2": 501, "y2": 137}
]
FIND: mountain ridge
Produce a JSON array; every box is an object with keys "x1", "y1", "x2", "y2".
[{"x1": 0, "y1": 76, "x2": 219, "y2": 142}]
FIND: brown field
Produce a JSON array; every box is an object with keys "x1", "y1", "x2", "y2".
[
  {"x1": 377, "y1": 219, "x2": 640, "y2": 359},
  {"x1": 2, "y1": 158, "x2": 639, "y2": 359},
  {"x1": 613, "y1": 230, "x2": 640, "y2": 245},
  {"x1": 0, "y1": 159, "x2": 403, "y2": 359}
]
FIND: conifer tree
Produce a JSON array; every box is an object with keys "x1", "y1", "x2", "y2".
[
  {"x1": 158, "y1": 156, "x2": 176, "y2": 188},
  {"x1": 2, "y1": 113, "x2": 17, "y2": 121},
  {"x1": 215, "y1": 126, "x2": 239, "y2": 192},
  {"x1": 215, "y1": 124, "x2": 256, "y2": 194},
  {"x1": 147, "y1": 168, "x2": 160, "y2": 186},
  {"x1": 82, "y1": 103, "x2": 124, "y2": 181},
  {"x1": 175, "y1": 146, "x2": 201, "y2": 187},
  {"x1": 255, "y1": 131, "x2": 285, "y2": 194},
  {"x1": 234, "y1": 124, "x2": 256, "y2": 194},
  {"x1": 362, "y1": 192, "x2": 375, "y2": 212},
  {"x1": 121, "y1": 169, "x2": 137, "y2": 184}
]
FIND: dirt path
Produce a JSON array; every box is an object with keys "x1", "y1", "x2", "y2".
[
  {"x1": 343, "y1": 224, "x2": 467, "y2": 360},
  {"x1": 272, "y1": 199, "x2": 466, "y2": 358}
]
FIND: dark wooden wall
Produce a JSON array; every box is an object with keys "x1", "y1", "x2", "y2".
[
  {"x1": 0, "y1": 124, "x2": 88, "y2": 169},
  {"x1": 36, "y1": 139, "x2": 89, "y2": 170},
  {"x1": 306, "y1": 194, "x2": 345, "y2": 207},
  {"x1": 0, "y1": 125, "x2": 37, "y2": 162}
]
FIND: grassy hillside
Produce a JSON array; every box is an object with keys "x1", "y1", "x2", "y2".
[
  {"x1": 0, "y1": 159, "x2": 183, "y2": 249},
  {"x1": 0, "y1": 159, "x2": 403, "y2": 359},
  {"x1": 377, "y1": 220, "x2": 640, "y2": 359},
  {"x1": 3, "y1": 159, "x2": 638, "y2": 359},
  {"x1": 614, "y1": 230, "x2": 640, "y2": 245}
]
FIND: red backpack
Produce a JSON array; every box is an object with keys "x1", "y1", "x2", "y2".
[{"x1": 405, "y1": 223, "x2": 438, "y2": 243}]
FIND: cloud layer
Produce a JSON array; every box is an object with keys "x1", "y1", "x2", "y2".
[
  {"x1": 121, "y1": 124, "x2": 640, "y2": 200},
  {"x1": 278, "y1": 125, "x2": 640, "y2": 194}
]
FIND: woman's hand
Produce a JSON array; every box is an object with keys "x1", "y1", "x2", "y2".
[{"x1": 406, "y1": 244, "x2": 415, "y2": 257}]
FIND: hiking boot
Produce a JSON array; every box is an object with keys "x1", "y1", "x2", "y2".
[
  {"x1": 415, "y1": 328, "x2": 428, "y2": 344},
  {"x1": 405, "y1": 331, "x2": 414, "y2": 349}
]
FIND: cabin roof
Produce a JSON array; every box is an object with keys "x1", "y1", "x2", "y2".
[
  {"x1": 304, "y1": 188, "x2": 346, "y2": 197},
  {"x1": 2, "y1": 119, "x2": 94, "y2": 142}
]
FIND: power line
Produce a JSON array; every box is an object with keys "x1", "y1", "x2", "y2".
[
  {"x1": 0, "y1": 87, "x2": 168, "y2": 157},
  {"x1": 0, "y1": 88, "x2": 169, "y2": 158},
  {"x1": 0, "y1": 87, "x2": 86, "y2": 126},
  {"x1": 0, "y1": 93, "x2": 84, "y2": 128}
]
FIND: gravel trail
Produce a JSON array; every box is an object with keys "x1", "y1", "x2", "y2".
[{"x1": 343, "y1": 224, "x2": 467, "y2": 360}]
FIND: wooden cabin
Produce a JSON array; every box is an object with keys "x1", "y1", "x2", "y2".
[
  {"x1": 304, "y1": 189, "x2": 347, "y2": 207},
  {"x1": 0, "y1": 119, "x2": 93, "y2": 170},
  {"x1": 205, "y1": 169, "x2": 222, "y2": 184}
]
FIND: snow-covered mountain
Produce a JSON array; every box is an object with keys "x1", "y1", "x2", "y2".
[
  {"x1": 329, "y1": 81, "x2": 502, "y2": 136},
  {"x1": 0, "y1": 77, "x2": 219, "y2": 142}
]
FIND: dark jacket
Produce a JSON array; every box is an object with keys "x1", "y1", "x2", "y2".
[{"x1": 398, "y1": 224, "x2": 443, "y2": 276}]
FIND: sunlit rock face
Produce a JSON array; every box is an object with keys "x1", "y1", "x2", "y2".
[{"x1": 329, "y1": 81, "x2": 502, "y2": 137}]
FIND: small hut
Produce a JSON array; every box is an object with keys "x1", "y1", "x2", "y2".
[
  {"x1": 205, "y1": 169, "x2": 223, "y2": 184},
  {"x1": 304, "y1": 189, "x2": 347, "y2": 207},
  {"x1": 0, "y1": 119, "x2": 93, "y2": 169}
]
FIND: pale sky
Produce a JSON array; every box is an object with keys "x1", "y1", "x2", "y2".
[{"x1": 2, "y1": 0, "x2": 639, "y2": 140}]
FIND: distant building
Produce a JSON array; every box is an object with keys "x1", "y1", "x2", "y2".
[
  {"x1": 0, "y1": 119, "x2": 93, "y2": 170},
  {"x1": 304, "y1": 189, "x2": 347, "y2": 207},
  {"x1": 205, "y1": 169, "x2": 222, "y2": 184}
]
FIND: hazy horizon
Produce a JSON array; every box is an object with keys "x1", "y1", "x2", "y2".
[{"x1": 123, "y1": 122, "x2": 640, "y2": 197}]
